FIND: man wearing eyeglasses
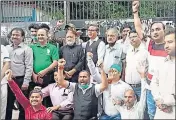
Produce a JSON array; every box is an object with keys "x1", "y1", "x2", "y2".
[
  {"x1": 83, "y1": 23, "x2": 106, "y2": 72},
  {"x1": 5, "y1": 69, "x2": 52, "y2": 120}
]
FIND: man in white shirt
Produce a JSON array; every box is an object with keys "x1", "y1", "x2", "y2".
[
  {"x1": 82, "y1": 24, "x2": 106, "y2": 71},
  {"x1": 150, "y1": 28, "x2": 175, "y2": 119},
  {"x1": 87, "y1": 53, "x2": 132, "y2": 120},
  {"x1": 113, "y1": 62, "x2": 148, "y2": 119},
  {"x1": 1, "y1": 45, "x2": 10, "y2": 119},
  {"x1": 125, "y1": 29, "x2": 148, "y2": 98},
  {"x1": 103, "y1": 28, "x2": 125, "y2": 75}
]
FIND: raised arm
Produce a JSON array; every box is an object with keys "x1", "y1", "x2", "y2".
[
  {"x1": 132, "y1": 1, "x2": 144, "y2": 40},
  {"x1": 87, "y1": 52, "x2": 101, "y2": 83},
  {"x1": 5, "y1": 69, "x2": 30, "y2": 109}
]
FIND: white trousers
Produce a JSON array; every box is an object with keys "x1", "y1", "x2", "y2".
[{"x1": 1, "y1": 79, "x2": 8, "y2": 119}]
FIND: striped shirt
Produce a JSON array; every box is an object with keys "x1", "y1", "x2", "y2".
[
  {"x1": 146, "y1": 39, "x2": 167, "y2": 80},
  {"x1": 8, "y1": 80, "x2": 52, "y2": 120}
]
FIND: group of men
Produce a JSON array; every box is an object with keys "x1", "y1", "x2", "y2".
[{"x1": 1, "y1": 1, "x2": 175, "y2": 120}]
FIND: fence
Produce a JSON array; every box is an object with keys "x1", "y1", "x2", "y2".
[{"x1": 1, "y1": 0, "x2": 175, "y2": 23}]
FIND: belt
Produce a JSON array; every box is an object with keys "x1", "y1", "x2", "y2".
[
  {"x1": 129, "y1": 83, "x2": 141, "y2": 88},
  {"x1": 12, "y1": 76, "x2": 24, "y2": 79}
]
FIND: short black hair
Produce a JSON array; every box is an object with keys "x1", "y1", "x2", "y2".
[
  {"x1": 121, "y1": 24, "x2": 132, "y2": 32},
  {"x1": 79, "y1": 70, "x2": 90, "y2": 77},
  {"x1": 129, "y1": 29, "x2": 137, "y2": 34},
  {"x1": 151, "y1": 22, "x2": 165, "y2": 30},
  {"x1": 39, "y1": 23, "x2": 50, "y2": 31},
  {"x1": 28, "y1": 23, "x2": 40, "y2": 30},
  {"x1": 10, "y1": 27, "x2": 25, "y2": 37},
  {"x1": 165, "y1": 27, "x2": 175, "y2": 36}
]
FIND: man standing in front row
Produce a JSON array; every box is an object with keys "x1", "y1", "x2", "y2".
[
  {"x1": 57, "y1": 58, "x2": 108, "y2": 120},
  {"x1": 150, "y1": 28, "x2": 175, "y2": 119},
  {"x1": 6, "y1": 28, "x2": 33, "y2": 120}
]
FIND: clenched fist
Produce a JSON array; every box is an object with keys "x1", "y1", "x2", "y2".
[
  {"x1": 58, "y1": 59, "x2": 66, "y2": 67},
  {"x1": 5, "y1": 69, "x2": 13, "y2": 81},
  {"x1": 132, "y1": 1, "x2": 139, "y2": 13}
]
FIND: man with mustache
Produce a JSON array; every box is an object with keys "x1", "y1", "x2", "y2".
[
  {"x1": 57, "y1": 58, "x2": 108, "y2": 120},
  {"x1": 60, "y1": 29, "x2": 85, "y2": 82},
  {"x1": 150, "y1": 28, "x2": 175, "y2": 119},
  {"x1": 87, "y1": 53, "x2": 132, "y2": 120},
  {"x1": 30, "y1": 28, "x2": 59, "y2": 107},
  {"x1": 112, "y1": 62, "x2": 148, "y2": 119},
  {"x1": 5, "y1": 69, "x2": 52, "y2": 120},
  {"x1": 132, "y1": 1, "x2": 167, "y2": 119},
  {"x1": 5, "y1": 28, "x2": 33, "y2": 120}
]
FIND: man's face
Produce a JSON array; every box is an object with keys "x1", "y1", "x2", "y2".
[
  {"x1": 151, "y1": 23, "x2": 165, "y2": 42},
  {"x1": 87, "y1": 26, "x2": 98, "y2": 39},
  {"x1": 37, "y1": 29, "x2": 48, "y2": 43},
  {"x1": 124, "y1": 90, "x2": 136, "y2": 108},
  {"x1": 29, "y1": 93, "x2": 43, "y2": 106},
  {"x1": 30, "y1": 28, "x2": 38, "y2": 37},
  {"x1": 122, "y1": 28, "x2": 131, "y2": 39},
  {"x1": 66, "y1": 31, "x2": 76, "y2": 46},
  {"x1": 164, "y1": 33, "x2": 175, "y2": 56},
  {"x1": 129, "y1": 32, "x2": 141, "y2": 48},
  {"x1": 107, "y1": 31, "x2": 117, "y2": 44},
  {"x1": 11, "y1": 30, "x2": 24, "y2": 45},
  {"x1": 108, "y1": 68, "x2": 120, "y2": 81},
  {"x1": 78, "y1": 71, "x2": 90, "y2": 85}
]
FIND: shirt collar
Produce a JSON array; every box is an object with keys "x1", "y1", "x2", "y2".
[
  {"x1": 90, "y1": 36, "x2": 98, "y2": 42},
  {"x1": 36, "y1": 42, "x2": 49, "y2": 47},
  {"x1": 31, "y1": 104, "x2": 45, "y2": 112},
  {"x1": 165, "y1": 55, "x2": 175, "y2": 62},
  {"x1": 111, "y1": 79, "x2": 122, "y2": 85},
  {"x1": 11, "y1": 42, "x2": 24, "y2": 48}
]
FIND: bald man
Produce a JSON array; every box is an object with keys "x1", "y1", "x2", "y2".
[{"x1": 112, "y1": 63, "x2": 148, "y2": 119}]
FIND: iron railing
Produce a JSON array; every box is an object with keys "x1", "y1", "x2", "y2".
[{"x1": 1, "y1": 0, "x2": 175, "y2": 23}]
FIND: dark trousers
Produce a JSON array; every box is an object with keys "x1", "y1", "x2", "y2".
[
  {"x1": 29, "y1": 72, "x2": 55, "y2": 108},
  {"x1": 52, "y1": 109, "x2": 74, "y2": 120},
  {"x1": 5, "y1": 76, "x2": 29, "y2": 120}
]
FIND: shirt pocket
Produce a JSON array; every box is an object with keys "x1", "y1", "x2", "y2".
[{"x1": 13, "y1": 50, "x2": 25, "y2": 64}]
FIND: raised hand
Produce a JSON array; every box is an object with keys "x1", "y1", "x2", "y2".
[
  {"x1": 132, "y1": 1, "x2": 140, "y2": 13},
  {"x1": 136, "y1": 61, "x2": 147, "y2": 78},
  {"x1": 58, "y1": 59, "x2": 66, "y2": 67},
  {"x1": 5, "y1": 69, "x2": 13, "y2": 81}
]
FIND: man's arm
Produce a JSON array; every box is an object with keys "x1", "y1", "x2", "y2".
[
  {"x1": 97, "y1": 41, "x2": 106, "y2": 63},
  {"x1": 87, "y1": 52, "x2": 101, "y2": 83},
  {"x1": 23, "y1": 47, "x2": 33, "y2": 87},
  {"x1": 95, "y1": 64, "x2": 108, "y2": 97},
  {"x1": 73, "y1": 47, "x2": 85, "y2": 72},
  {"x1": 1, "y1": 61, "x2": 10, "y2": 79},
  {"x1": 57, "y1": 59, "x2": 76, "y2": 92},
  {"x1": 132, "y1": 1, "x2": 144, "y2": 40},
  {"x1": 41, "y1": 85, "x2": 50, "y2": 98},
  {"x1": 8, "y1": 80, "x2": 30, "y2": 109}
]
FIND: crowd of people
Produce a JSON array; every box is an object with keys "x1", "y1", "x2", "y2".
[{"x1": 1, "y1": 1, "x2": 175, "y2": 120}]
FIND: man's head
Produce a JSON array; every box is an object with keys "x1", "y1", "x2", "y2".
[
  {"x1": 28, "y1": 23, "x2": 40, "y2": 37},
  {"x1": 150, "y1": 22, "x2": 165, "y2": 43},
  {"x1": 39, "y1": 23, "x2": 50, "y2": 31},
  {"x1": 164, "y1": 27, "x2": 175, "y2": 57},
  {"x1": 29, "y1": 88, "x2": 43, "y2": 107},
  {"x1": 121, "y1": 24, "x2": 132, "y2": 40},
  {"x1": 124, "y1": 89, "x2": 136, "y2": 109},
  {"x1": 108, "y1": 64, "x2": 122, "y2": 82},
  {"x1": 78, "y1": 70, "x2": 90, "y2": 85},
  {"x1": 10, "y1": 28, "x2": 25, "y2": 46},
  {"x1": 54, "y1": 67, "x2": 66, "y2": 84},
  {"x1": 65, "y1": 23, "x2": 76, "y2": 31},
  {"x1": 37, "y1": 28, "x2": 49, "y2": 43},
  {"x1": 129, "y1": 29, "x2": 141, "y2": 48},
  {"x1": 87, "y1": 24, "x2": 99, "y2": 40},
  {"x1": 65, "y1": 30, "x2": 77, "y2": 46},
  {"x1": 106, "y1": 28, "x2": 119, "y2": 44}
]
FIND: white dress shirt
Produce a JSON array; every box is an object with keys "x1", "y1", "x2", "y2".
[
  {"x1": 150, "y1": 56, "x2": 175, "y2": 119},
  {"x1": 116, "y1": 37, "x2": 131, "y2": 54},
  {"x1": 87, "y1": 57, "x2": 132, "y2": 116},
  {"x1": 114, "y1": 78, "x2": 147, "y2": 119},
  {"x1": 103, "y1": 42, "x2": 125, "y2": 74},
  {"x1": 125, "y1": 43, "x2": 148, "y2": 84}
]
